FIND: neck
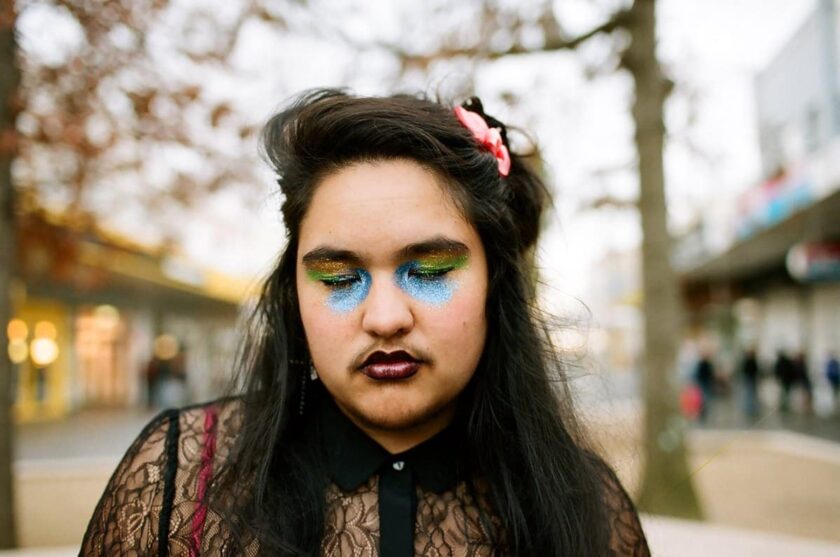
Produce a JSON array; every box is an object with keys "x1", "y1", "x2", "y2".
[{"x1": 335, "y1": 401, "x2": 457, "y2": 454}]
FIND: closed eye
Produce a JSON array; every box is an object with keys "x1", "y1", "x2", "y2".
[
  {"x1": 409, "y1": 267, "x2": 453, "y2": 280},
  {"x1": 321, "y1": 275, "x2": 360, "y2": 290}
]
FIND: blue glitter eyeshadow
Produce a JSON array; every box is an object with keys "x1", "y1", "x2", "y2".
[
  {"x1": 395, "y1": 261, "x2": 457, "y2": 306},
  {"x1": 326, "y1": 269, "x2": 372, "y2": 313}
]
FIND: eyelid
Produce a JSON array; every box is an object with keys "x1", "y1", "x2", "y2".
[
  {"x1": 321, "y1": 271, "x2": 359, "y2": 283},
  {"x1": 411, "y1": 264, "x2": 453, "y2": 273},
  {"x1": 308, "y1": 266, "x2": 361, "y2": 287},
  {"x1": 322, "y1": 275, "x2": 357, "y2": 283},
  {"x1": 408, "y1": 265, "x2": 456, "y2": 280}
]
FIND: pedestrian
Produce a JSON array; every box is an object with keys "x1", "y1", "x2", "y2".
[
  {"x1": 739, "y1": 348, "x2": 761, "y2": 419},
  {"x1": 80, "y1": 90, "x2": 649, "y2": 556},
  {"x1": 695, "y1": 351, "x2": 715, "y2": 422},
  {"x1": 792, "y1": 351, "x2": 812, "y2": 415},
  {"x1": 774, "y1": 350, "x2": 795, "y2": 413},
  {"x1": 827, "y1": 352, "x2": 840, "y2": 413},
  {"x1": 143, "y1": 354, "x2": 168, "y2": 408}
]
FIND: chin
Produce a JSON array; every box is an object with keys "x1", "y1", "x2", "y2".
[{"x1": 350, "y1": 393, "x2": 452, "y2": 432}]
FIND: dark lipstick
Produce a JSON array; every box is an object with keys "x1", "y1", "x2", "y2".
[{"x1": 360, "y1": 350, "x2": 421, "y2": 380}]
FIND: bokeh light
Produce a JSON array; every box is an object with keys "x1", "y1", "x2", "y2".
[
  {"x1": 34, "y1": 321, "x2": 57, "y2": 340},
  {"x1": 7, "y1": 319, "x2": 28, "y2": 341},
  {"x1": 7, "y1": 339, "x2": 28, "y2": 364},
  {"x1": 30, "y1": 338, "x2": 59, "y2": 367},
  {"x1": 153, "y1": 334, "x2": 179, "y2": 360}
]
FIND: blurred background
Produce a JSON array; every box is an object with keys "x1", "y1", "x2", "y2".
[{"x1": 1, "y1": 0, "x2": 840, "y2": 555}]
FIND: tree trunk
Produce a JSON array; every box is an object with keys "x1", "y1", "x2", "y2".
[
  {"x1": 0, "y1": 0, "x2": 19, "y2": 547},
  {"x1": 625, "y1": 0, "x2": 701, "y2": 518}
]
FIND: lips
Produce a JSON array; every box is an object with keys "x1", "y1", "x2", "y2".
[{"x1": 360, "y1": 350, "x2": 421, "y2": 380}]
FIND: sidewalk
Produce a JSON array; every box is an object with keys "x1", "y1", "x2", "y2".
[
  {"x1": 15, "y1": 407, "x2": 159, "y2": 461},
  {"x1": 4, "y1": 516, "x2": 840, "y2": 557},
  {"x1": 11, "y1": 401, "x2": 840, "y2": 551},
  {"x1": 643, "y1": 515, "x2": 840, "y2": 556},
  {"x1": 586, "y1": 399, "x2": 840, "y2": 544},
  {"x1": 13, "y1": 408, "x2": 160, "y2": 548}
]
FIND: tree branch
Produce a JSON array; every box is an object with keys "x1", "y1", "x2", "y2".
[{"x1": 378, "y1": 8, "x2": 632, "y2": 68}]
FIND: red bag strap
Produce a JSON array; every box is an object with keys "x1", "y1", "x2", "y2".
[{"x1": 189, "y1": 404, "x2": 218, "y2": 556}]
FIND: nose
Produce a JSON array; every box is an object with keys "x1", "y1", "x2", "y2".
[{"x1": 361, "y1": 273, "x2": 414, "y2": 338}]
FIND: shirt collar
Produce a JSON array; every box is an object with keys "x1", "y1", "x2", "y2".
[{"x1": 319, "y1": 395, "x2": 461, "y2": 493}]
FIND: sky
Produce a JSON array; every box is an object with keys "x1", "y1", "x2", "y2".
[
  {"x1": 17, "y1": 0, "x2": 819, "y2": 305},
  {"x1": 179, "y1": 0, "x2": 818, "y2": 300},
  {"x1": 533, "y1": 0, "x2": 817, "y2": 311}
]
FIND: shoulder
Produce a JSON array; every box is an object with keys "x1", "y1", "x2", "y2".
[
  {"x1": 120, "y1": 396, "x2": 244, "y2": 470},
  {"x1": 80, "y1": 407, "x2": 176, "y2": 555},
  {"x1": 587, "y1": 453, "x2": 652, "y2": 557},
  {"x1": 80, "y1": 398, "x2": 244, "y2": 555},
  {"x1": 174, "y1": 396, "x2": 244, "y2": 456}
]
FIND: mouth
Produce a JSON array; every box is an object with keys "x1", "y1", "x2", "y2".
[{"x1": 359, "y1": 350, "x2": 422, "y2": 380}]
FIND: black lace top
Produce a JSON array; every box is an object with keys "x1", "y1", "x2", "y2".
[{"x1": 80, "y1": 398, "x2": 650, "y2": 556}]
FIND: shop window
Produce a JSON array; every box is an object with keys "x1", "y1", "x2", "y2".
[
  {"x1": 75, "y1": 305, "x2": 129, "y2": 406},
  {"x1": 805, "y1": 105, "x2": 821, "y2": 152}
]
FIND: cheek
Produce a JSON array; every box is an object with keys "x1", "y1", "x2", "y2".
[
  {"x1": 429, "y1": 278, "x2": 487, "y2": 348},
  {"x1": 298, "y1": 284, "x2": 354, "y2": 358}
]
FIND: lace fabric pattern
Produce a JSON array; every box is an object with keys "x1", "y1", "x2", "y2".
[
  {"x1": 321, "y1": 477, "x2": 502, "y2": 557},
  {"x1": 79, "y1": 401, "x2": 247, "y2": 556},
  {"x1": 80, "y1": 409, "x2": 171, "y2": 556},
  {"x1": 322, "y1": 477, "x2": 380, "y2": 556},
  {"x1": 413, "y1": 481, "x2": 502, "y2": 557},
  {"x1": 80, "y1": 400, "x2": 650, "y2": 556},
  {"x1": 599, "y1": 463, "x2": 652, "y2": 557}
]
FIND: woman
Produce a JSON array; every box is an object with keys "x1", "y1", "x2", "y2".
[{"x1": 81, "y1": 89, "x2": 650, "y2": 556}]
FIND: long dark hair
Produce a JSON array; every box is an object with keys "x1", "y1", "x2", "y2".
[{"x1": 213, "y1": 88, "x2": 613, "y2": 555}]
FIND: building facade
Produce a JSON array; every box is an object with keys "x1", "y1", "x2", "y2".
[
  {"x1": 7, "y1": 207, "x2": 252, "y2": 422},
  {"x1": 679, "y1": 0, "x2": 840, "y2": 415}
]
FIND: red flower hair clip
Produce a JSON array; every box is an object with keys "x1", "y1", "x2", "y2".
[{"x1": 454, "y1": 103, "x2": 511, "y2": 177}]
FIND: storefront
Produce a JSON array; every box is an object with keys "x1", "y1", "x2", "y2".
[
  {"x1": 681, "y1": 185, "x2": 840, "y2": 414},
  {"x1": 7, "y1": 208, "x2": 252, "y2": 422}
]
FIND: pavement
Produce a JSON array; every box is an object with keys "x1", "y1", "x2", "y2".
[
  {"x1": 14, "y1": 407, "x2": 159, "y2": 461},
  {"x1": 584, "y1": 399, "x2": 840, "y2": 546},
  {"x1": 8, "y1": 386, "x2": 840, "y2": 554},
  {"x1": 4, "y1": 516, "x2": 840, "y2": 557}
]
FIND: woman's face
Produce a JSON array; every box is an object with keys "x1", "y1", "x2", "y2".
[{"x1": 296, "y1": 159, "x2": 488, "y2": 446}]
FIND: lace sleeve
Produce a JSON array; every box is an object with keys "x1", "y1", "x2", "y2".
[
  {"x1": 598, "y1": 460, "x2": 651, "y2": 557},
  {"x1": 80, "y1": 408, "x2": 180, "y2": 556}
]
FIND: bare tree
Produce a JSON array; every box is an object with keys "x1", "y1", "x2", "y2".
[
  {"x1": 621, "y1": 0, "x2": 699, "y2": 517},
  {"x1": 0, "y1": 0, "x2": 290, "y2": 544},
  {"x1": 376, "y1": 0, "x2": 701, "y2": 517},
  {"x1": 14, "y1": 0, "x2": 274, "y2": 227},
  {"x1": 0, "y1": 0, "x2": 20, "y2": 548}
]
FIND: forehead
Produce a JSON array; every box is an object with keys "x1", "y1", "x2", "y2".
[{"x1": 298, "y1": 160, "x2": 477, "y2": 261}]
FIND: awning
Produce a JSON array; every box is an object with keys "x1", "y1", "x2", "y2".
[{"x1": 681, "y1": 188, "x2": 840, "y2": 285}]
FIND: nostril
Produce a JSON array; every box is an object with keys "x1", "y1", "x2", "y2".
[{"x1": 361, "y1": 315, "x2": 414, "y2": 337}]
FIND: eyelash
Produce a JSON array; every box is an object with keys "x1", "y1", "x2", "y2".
[
  {"x1": 320, "y1": 267, "x2": 453, "y2": 289},
  {"x1": 321, "y1": 275, "x2": 359, "y2": 290},
  {"x1": 408, "y1": 267, "x2": 455, "y2": 281}
]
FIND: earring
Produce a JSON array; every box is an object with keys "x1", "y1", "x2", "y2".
[
  {"x1": 289, "y1": 358, "x2": 311, "y2": 415},
  {"x1": 309, "y1": 362, "x2": 319, "y2": 381}
]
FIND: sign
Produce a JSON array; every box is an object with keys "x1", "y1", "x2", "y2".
[{"x1": 786, "y1": 242, "x2": 840, "y2": 282}]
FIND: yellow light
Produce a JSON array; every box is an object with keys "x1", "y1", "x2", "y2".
[
  {"x1": 94, "y1": 305, "x2": 120, "y2": 323},
  {"x1": 7, "y1": 340, "x2": 28, "y2": 364},
  {"x1": 153, "y1": 334, "x2": 179, "y2": 360},
  {"x1": 34, "y1": 321, "x2": 57, "y2": 340},
  {"x1": 7, "y1": 319, "x2": 27, "y2": 341},
  {"x1": 30, "y1": 338, "x2": 59, "y2": 366}
]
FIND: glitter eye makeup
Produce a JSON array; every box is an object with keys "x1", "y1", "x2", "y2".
[
  {"x1": 306, "y1": 263, "x2": 372, "y2": 313},
  {"x1": 395, "y1": 251, "x2": 468, "y2": 306},
  {"x1": 302, "y1": 240, "x2": 470, "y2": 312}
]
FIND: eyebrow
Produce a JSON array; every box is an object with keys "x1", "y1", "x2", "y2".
[{"x1": 301, "y1": 236, "x2": 470, "y2": 267}]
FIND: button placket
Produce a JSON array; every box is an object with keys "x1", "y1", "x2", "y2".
[{"x1": 379, "y1": 460, "x2": 415, "y2": 556}]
